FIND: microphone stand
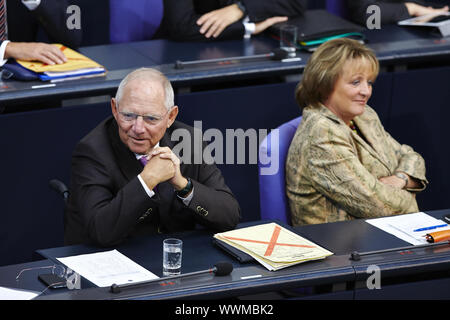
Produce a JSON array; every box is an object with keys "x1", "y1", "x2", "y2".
[
  {"x1": 174, "y1": 49, "x2": 297, "y2": 69},
  {"x1": 110, "y1": 266, "x2": 217, "y2": 293}
]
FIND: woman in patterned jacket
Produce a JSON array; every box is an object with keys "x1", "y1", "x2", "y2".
[{"x1": 286, "y1": 38, "x2": 428, "y2": 226}]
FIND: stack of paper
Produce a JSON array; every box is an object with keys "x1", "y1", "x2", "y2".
[
  {"x1": 0, "y1": 286, "x2": 39, "y2": 300},
  {"x1": 16, "y1": 44, "x2": 106, "y2": 82},
  {"x1": 57, "y1": 249, "x2": 158, "y2": 287},
  {"x1": 366, "y1": 212, "x2": 450, "y2": 245},
  {"x1": 214, "y1": 223, "x2": 333, "y2": 271}
]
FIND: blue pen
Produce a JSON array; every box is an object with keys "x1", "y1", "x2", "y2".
[{"x1": 413, "y1": 224, "x2": 448, "y2": 232}]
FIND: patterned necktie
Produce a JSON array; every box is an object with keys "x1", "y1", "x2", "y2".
[
  {"x1": 0, "y1": 0, "x2": 6, "y2": 41},
  {"x1": 139, "y1": 156, "x2": 148, "y2": 167}
]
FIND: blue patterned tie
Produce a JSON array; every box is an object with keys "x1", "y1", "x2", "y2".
[{"x1": 0, "y1": 0, "x2": 6, "y2": 41}]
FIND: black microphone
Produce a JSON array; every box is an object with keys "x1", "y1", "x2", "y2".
[
  {"x1": 49, "y1": 179, "x2": 70, "y2": 201},
  {"x1": 110, "y1": 261, "x2": 233, "y2": 293},
  {"x1": 174, "y1": 48, "x2": 291, "y2": 69}
]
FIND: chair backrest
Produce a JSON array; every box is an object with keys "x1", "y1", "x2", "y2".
[
  {"x1": 258, "y1": 116, "x2": 302, "y2": 225},
  {"x1": 326, "y1": 0, "x2": 348, "y2": 18},
  {"x1": 109, "y1": 0, "x2": 163, "y2": 43}
]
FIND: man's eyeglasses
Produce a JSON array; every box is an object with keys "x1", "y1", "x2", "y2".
[
  {"x1": 15, "y1": 264, "x2": 81, "y2": 298},
  {"x1": 116, "y1": 104, "x2": 172, "y2": 126}
]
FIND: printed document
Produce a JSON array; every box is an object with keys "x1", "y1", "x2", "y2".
[
  {"x1": 0, "y1": 286, "x2": 39, "y2": 300},
  {"x1": 366, "y1": 212, "x2": 450, "y2": 245},
  {"x1": 57, "y1": 249, "x2": 158, "y2": 287}
]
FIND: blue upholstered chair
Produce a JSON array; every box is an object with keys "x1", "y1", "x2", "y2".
[
  {"x1": 109, "y1": 0, "x2": 163, "y2": 43},
  {"x1": 258, "y1": 116, "x2": 302, "y2": 225},
  {"x1": 326, "y1": 0, "x2": 348, "y2": 18}
]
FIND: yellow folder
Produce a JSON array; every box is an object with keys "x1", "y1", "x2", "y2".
[
  {"x1": 16, "y1": 44, "x2": 104, "y2": 73},
  {"x1": 214, "y1": 223, "x2": 333, "y2": 271}
]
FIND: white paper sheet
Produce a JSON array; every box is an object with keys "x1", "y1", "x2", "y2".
[
  {"x1": 366, "y1": 212, "x2": 450, "y2": 245},
  {"x1": 57, "y1": 249, "x2": 159, "y2": 287},
  {"x1": 0, "y1": 286, "x2": 39, "y2": 300}
]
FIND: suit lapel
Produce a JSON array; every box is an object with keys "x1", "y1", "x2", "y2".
[
  {"x1": 108, "y1": 118, "x2": 142, "y2": 182},
  {"x1": 353, "y1": 113, "x2": 391, "y2": 170}
]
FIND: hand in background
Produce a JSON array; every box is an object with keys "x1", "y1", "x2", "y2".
[
  {"x1": 404, "y1": 2, "x2": 449, "y2": 17},
  {"x1": 196, "y1": 4, "x2": 244, "y2": 38},
  {"x1": 254, "y1": 16, "x2": 289, "y2": 35},
  {"x1": 5, "y1": 42, "x2": 67, "y2": 65}
]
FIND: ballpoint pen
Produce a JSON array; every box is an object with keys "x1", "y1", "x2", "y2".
[{"x1": 413, "y1": 224, "x2": 448, "y2": 232}]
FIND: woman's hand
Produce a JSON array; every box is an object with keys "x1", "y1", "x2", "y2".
[{"x1": 379, "y1": 175, "x2": 406, "y2": 189}]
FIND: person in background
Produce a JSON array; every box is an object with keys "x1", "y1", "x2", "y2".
[
  {"x1": 157, "y1": 0, "x2": 307, "y2": 41},
  {"x1": 1, "y1": 0, "x2": 82, "y2": 66},
  {"x1": 64, "y1": 68, "x2": 241, "y2": 246},
  {"x1": 286, "y1": 38, "x2": 428, "y2": 226},
  {"x1": 346, "y1": 0, "x2": 449, "y2": 25}
]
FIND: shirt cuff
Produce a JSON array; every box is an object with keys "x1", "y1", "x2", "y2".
[
  {"x1": 0, "y1": 40, "x2": 10, "y2": 67},
  {"x1": 21, "y1": 0, "x2": 41, "y2": 11},
  {"x1": 138, "y1": 174, "x2": 156, "y2": 198},
  {"x1": 177, "y1": 187, "x2": 194, "y2": 206},
  {"x1": 243, "y1": 17, "x2": 255, "y2": 39}
]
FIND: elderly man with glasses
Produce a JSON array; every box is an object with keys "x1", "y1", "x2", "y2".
[{"x1": 64, "y1": 68, "x2": 241, "y2": 247}]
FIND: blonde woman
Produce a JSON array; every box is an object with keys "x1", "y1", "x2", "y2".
[{"x1": 286, "y1": 38, "x2": 428, "y2": 226}]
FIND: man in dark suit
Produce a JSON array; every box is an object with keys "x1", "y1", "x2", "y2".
[
  {"x1": 64, "y1": 68, "x2": 241, "y2": 246},
  {"x1": 80, "y1": 0, "x2": 306, "y2": 44},
  {"x1": 1, "y1": 0, "x2": 82, "y2": 65},
  {"x1": 158, "y1": 0, "x2": 307, "y2": 41},
  {"x1": 346, "y1": 0, "x2": 448, "y2": 25}
]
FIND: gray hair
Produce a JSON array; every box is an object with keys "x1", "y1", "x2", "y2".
[{"x1": 115, "y1": 68, "x2": 174, "y2": 110}]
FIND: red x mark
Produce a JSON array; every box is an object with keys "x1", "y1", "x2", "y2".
[{"x1": 223, "y1": 225, "x2": 315, "y2": 257}]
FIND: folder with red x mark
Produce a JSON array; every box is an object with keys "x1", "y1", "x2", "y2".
[
  {"x1": 215, "y1": 223, "x2": 333, "y2": 270},
  {"x1": 222, "y1": 225, "x2": 316, "y2": 257}
]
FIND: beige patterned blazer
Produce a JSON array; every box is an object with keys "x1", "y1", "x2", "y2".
[{"x1": 286, "y1": 104, "x2": 428, "y2": 226}]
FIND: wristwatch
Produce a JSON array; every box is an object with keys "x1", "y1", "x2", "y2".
[
  {"x1": 395, "y1": 172, "x2": 409, "y2": 188},
  {"x1": 235, "y1": 1, "x2": 247, "y2": 16},
  {"x1": 176, "y1": 178, "x2": 193, "y2": 198}
]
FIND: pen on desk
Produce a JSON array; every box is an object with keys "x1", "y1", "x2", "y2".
[
  {"x1": 241, "y1": 275, "x2": 262, "y2": 280},
  {"x1": 413, "y1": 224, "x2": 448, "y2": 232},
  {"x1": 31, "y1": 83, "x2": 56, "y2": 89}
]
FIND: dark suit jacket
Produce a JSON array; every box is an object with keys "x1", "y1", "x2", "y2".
[
  {"x1": 86, "y1": 0, "x2": 307, "y2": 44},
  {"x1": 64, "y1": 117, "x2": 241, "y2": 247},
  {"x1": 5, "y1": 0, "x2": 82, "y2": 48},
  {"x1": 157, "y1": 0, "x2": 307, "y2": 41},
  {"x1": 345, "y1": 0, "x2": 439, "y2": 25}
]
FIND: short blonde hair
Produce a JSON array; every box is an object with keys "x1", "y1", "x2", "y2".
[{"x1": 295, "y1": 38, "x2": 379, "y2": 110}]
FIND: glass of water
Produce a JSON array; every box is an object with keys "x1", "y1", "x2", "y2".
[
  {"x1": 280, "y1": 24, "x2": 298, "y2": 57},
  {"x1": 163, "y1": 238, "x2": 183, "y2": 276}
]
